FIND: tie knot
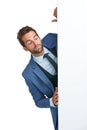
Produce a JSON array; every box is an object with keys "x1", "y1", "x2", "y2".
[{"x1": 43, "y1": 53, "x2": 49, "y2": 58}]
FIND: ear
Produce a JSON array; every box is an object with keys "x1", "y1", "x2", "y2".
[{"x1": 23, "y1": 47, "x2": 29, "y2": 51}]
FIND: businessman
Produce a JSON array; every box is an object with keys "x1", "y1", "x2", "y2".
[{"x1": 17, "y1": 26, "x2": 58, "y2": 130}]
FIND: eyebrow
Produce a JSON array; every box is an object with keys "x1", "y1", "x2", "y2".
[{"x1": 33, "y1": 34, "x2": 38, "y2": 38}]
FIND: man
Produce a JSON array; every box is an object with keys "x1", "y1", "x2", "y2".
[{"x1": 17, "y1": 26, "x2": 58, "y2": 130}]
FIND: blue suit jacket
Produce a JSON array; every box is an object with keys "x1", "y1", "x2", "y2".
[{"x1": 22, "y1": 33, "x2": 58, "y2": 130}]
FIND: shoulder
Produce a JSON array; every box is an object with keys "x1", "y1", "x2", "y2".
[
  {"x1": 42, "y1": 33, "x2": 57, "y2": 42},
  {"x1": 22, "y1": 58, "x2": 34, "y2": 80},
  {"x1": 42, "y1": 33, "x2": 58, "y2": 48}
]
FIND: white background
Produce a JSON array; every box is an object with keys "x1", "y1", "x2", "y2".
[
  {"x1": 0, "y1": 0, "x2": 57, "y2": 130},
  {"x1": 0, "y1": 0, "x2": 87, "y2": 130}
]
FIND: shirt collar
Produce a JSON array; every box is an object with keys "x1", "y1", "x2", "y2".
[{"x1": 33, "y1": 47, "x2": 49, "y2": 62}]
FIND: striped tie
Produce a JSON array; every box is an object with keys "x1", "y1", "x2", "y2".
[{"x1": 44, "y1": 53, "x2": 57, "y2": 72}]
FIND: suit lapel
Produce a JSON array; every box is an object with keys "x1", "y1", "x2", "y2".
[
  {"x1": 50, "y1": 47, "x2": 57, "y2": 57},
  {"x1": 30, "y1": 58, "x2": 54, "y2": 93},
  {"x1": 45, "y1": 47, "x2": 57, "y2": 57}
]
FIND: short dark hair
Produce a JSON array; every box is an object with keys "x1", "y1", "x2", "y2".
[{"x1": 17, "y1": 26, "x2": 38, "y2": 47}]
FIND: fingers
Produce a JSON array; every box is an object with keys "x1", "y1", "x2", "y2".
[
  {"x1": 53, "y1": 7, "x2": 57, "y2": 18},
  {"x1": 55, "y1": 87, "x2": 58, "y2": 91},
  {"x1": 51, "y1": 7, "x2": 57, "y2": 22},
  {"x1": 51, "y1": 19, "x2": 57, "y2": 22},
  {"x1": 53, "y1": 95, "x2": 58, "y2": 106},
  {"x1": 52, "y1": 87, "x2": 58, "y2": 106}
]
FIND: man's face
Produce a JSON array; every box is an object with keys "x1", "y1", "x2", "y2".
[{"x1": 22, "y1": 31, "x2": 43, "y2": 56}]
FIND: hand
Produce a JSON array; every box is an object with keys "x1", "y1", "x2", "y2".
[
  {"x1": 52, "y1": 87, "x2": 58, "y2": 106},
  {"x1": 51, "y1": 19, "x2": 57, "y2": 22},
  {"x1": 52, "y1": 7, "x2": 57, "y2": 22}
]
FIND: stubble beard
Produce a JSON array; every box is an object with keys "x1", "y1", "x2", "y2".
[{"x1": 32, "y1": 44, "x2": 44, "y2": 56}]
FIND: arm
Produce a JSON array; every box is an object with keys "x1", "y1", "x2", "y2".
[{"x1": 25, "y1": 79, "x2": 51, "y2": 108}]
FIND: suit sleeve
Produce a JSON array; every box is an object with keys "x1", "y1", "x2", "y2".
[{"x1": 25, "y1": 79, "x2": 51, "y2": 108}]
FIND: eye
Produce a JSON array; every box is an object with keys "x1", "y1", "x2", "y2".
[{"x1": 26, "y1": 40, "x2": 32, "y2": 45}]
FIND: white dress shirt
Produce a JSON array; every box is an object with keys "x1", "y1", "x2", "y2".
[{"x1": 33, "y1": 47, "x2": 57, "y2": 75}]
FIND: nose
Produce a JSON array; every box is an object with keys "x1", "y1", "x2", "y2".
[
  {"x1": 32, "y1": 40, "x2": 38, "y2": 45},
  {"x1": 31, "y1": 38, "x2": 39, "y2": 45}
]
